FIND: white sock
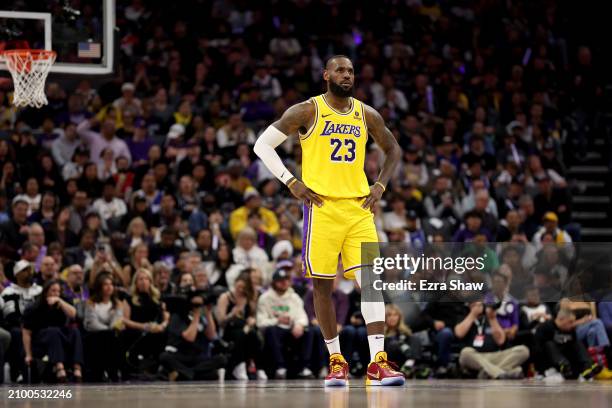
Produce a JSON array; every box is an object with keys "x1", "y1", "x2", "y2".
[
  {"x1": 325, "y1": 336, "x2": 341, "y2": 356},
  {"x1": 368, "y1": 334, "x2": 385, "y2": 362}
]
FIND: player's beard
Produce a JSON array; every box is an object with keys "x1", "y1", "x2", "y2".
[{"x1": 328, "y1": 79, "x2": 353, "y2": 98}]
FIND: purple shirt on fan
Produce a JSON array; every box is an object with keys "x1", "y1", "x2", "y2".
[
  {"x1": 127, "y1": 137, "x2": 154, "y2": 163},
  {"x1": 484, "y1": 292, "x2": 519, "y2": 329}
]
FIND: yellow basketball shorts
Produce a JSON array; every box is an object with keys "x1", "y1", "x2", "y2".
[{"x1": 302, "y1": 197, "x2": 379, "y2": 280}]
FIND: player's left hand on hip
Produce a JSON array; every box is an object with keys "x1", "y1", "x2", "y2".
[{"x1": 361, "y1": 184, "x2": 384, "y2": 211}]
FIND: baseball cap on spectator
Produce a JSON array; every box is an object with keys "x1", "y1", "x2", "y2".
[
  {"x1": 407, "y1": 210, "x2": 419, "y2": 220},
  {"x1": 13, "y1": 259, "x2": 32, "y2": 276},
  {"x1": 167, "y1": 124, "x2": 185, "y2": 140},
  {"x1": 133, "y1": 192, "x2": 147, "y2": 203},
  {"x1": 506, "y1": 120, "x2": 523, "y2": 135},
  {"x1": 121, "y1": 82, "x2": 135, "y2": 92},
  {"x1": 542, "y1": 212, "x2": 558, "y2": 223},
  {"x1": 12, "y1": 195, "x2": 29, "y2": 206},
  {"x1": 272, "y1": 240, "x2": 293, "y2": 261},
  {"x1": 276, "y1": 259, "x2": 294, "y2": 271},
  {"x1": 243, "y1": 187, "x2": 260, "y2": 201},
  {"x1": 272, "y1": 268, "x2": 290, "y2": 282}
]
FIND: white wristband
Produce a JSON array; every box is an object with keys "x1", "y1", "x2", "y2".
[{"x1": 253, "y1": 125, "x2": 295, "y2": 184}]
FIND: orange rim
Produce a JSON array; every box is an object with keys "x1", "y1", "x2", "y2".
[{"x1": 1, "y1": 49, "x2": 57, "y2": 60}]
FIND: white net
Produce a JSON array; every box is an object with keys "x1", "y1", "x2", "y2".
[{"x1": 1, "y1": 50, "x2": 56, "y2": 108}]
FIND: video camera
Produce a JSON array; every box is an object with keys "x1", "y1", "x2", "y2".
[{"x1": 163, "y1": 286, "x2": 225, "y2": 315}]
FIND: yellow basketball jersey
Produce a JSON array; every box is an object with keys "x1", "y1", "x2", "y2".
[{"x1": 299, "y1": 94, "x2": 370, "y2": 198}]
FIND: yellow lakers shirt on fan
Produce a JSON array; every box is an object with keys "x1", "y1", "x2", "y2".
[
  {"x1": 300, "y1": 94, "x2": 370, "y2": 198},
  {"x1": 299, "y1": 94, "x2": 378, "y2": 280}
]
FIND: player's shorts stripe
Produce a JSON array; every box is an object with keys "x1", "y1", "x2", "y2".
[
  {"x1": 344, "y1": 264, "x2": 371, "y2": 273},
  {"x1": 301, "y1": 203, "x2": 314, "y2": 277},
  {"x1": 306, "y1": 204, "x2": 314, "y2": 276},
  {"x1": 301, "y1": 203, "x2": 309, "y2": 275}
]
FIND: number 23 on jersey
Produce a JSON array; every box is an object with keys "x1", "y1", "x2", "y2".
[{"x1": 330, "y1": 138, "x2": 356, "y2": 162}]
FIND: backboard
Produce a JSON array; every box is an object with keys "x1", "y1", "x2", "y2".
[{"x1": 0, "y1": 0, "x2": 115, "y2": 75}]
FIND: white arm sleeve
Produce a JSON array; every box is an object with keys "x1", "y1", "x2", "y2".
[{"x1": 253, "y1": 125, "x2": 295, "y2": 185}]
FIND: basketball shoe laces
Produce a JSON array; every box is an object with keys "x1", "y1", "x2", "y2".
[
  {"x1": 375, "y1": 355, "x2": 399, "y2": 371},
  {"x1": 330, "y1": 356, "x2": 345, "y2": 373}
]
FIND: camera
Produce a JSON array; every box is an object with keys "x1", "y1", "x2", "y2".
[{"x1": 164, "y1": 286, "x2": 225, "y2": 315}]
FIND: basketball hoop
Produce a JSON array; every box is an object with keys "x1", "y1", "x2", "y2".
[{"x1": 1, "y1": 49, "x2": 56, "y2": 108}]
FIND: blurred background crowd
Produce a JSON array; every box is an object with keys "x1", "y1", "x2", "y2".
[{"x1": 0, "y1": 0, "x2": 611, "y2": 384}]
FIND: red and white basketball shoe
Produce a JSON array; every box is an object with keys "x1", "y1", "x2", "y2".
[
  {"x1": 325, "y1": 353, "x2": 349, "y2": 386},
  {"x1": 366, "y1": 351, "x2": 405, "y2": 386}
]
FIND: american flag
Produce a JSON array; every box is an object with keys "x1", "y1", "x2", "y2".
[{"x1": 77, "y1": 42, "x2": 101, "y2": 58}]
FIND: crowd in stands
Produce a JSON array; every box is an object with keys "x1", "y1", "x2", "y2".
[{"x1": 1, "y1": 0, "x2": 611, "y2": 383}]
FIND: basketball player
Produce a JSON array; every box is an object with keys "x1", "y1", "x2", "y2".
[{"x1": 254, "y1": 55, "x2": 404, "y2": 386}]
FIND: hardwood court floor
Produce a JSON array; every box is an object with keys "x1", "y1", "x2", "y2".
[{"x1": 3, "y1": 380, "x2": 612, "y2": 408}]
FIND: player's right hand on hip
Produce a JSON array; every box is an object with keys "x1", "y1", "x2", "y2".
[{"x1": 289, "y1": 181, "x2": 323, "y2": 207}]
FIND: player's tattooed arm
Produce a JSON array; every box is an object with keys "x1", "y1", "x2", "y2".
[
  {"x1": 362, "y1": 104, "x2": 402, "y2": 210},
  {"x1": 270, "y1": 101, "x2": 323, "y2": 207},
  {"x1": 272, "y1": 101, "x2": 315, "y2": 136}
]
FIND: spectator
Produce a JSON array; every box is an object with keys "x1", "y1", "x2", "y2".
[
  {"x1": 92, "y1": 179, "x2": 128, "y2": 225},
  {"x1": 82, "y1": 272, "x2": 125, "y2": 382},
  {"x1": 149, "y1": 227, "x2": 182, "y2": 268},
  {"x1": 35, "y1": 256, "x2": 58, "y2": 286},
  {"x1": 125, "y1": 216, "x2": 151, "y2": 249},
  {"x1": 51, "y1": 123, "x2": 81, "y2": 167},
  {"x1": 256, "y1": 269, "x2": 313, "y2": 379},
  {"x1": 230, "y1": 188, "x2": 279, "y2": 239},
  {"x1": 217, "y1": 113, "x2": 257, "y2": 149},
  {"x1": 0, "y1": 305, "x2": 9, "y2": 383},
  {"x1": 152, "y1": 261, "x2": 176, "y2": 297},
  {"x1": 159, "y1": 292, "x2": 226, "y2": 381},
  {"x1": 532, "y1": 212, "x2": 573, "y2": 250},
  {"x1": 413, "y1": 296, "x2": 467, "y2": 378},
  {"x1": 455, "y1": 300, "x2": 529, "y2": 379},
  {"x1": 61, "y1": 264, "x2": 89, "y2": 305},
  {"x1": 452, "y1": 211, "x2": 491, "y2": 243},
  {"x1": 210, "y1": 242, "x2": 243, "y2": 290},
  {"x1": 534, "y1": 308, "x2": 602, "y2": 380},
  {"x1": 232, "y1": 227, "x2": 270, "y2": 277},
  {"x1": 122, "y1": 268, "x2": 169, "y2": 378},
  {"x1": 384, "y1": 304, "x2": 423, "y2": 377},
  {"x1": 22, "y1": 279, "x2": 83, "y2": 382},
  {"x1": 122, "y1": 243, "x2": 152, "y2": 281},
  {"x1": 1, "y1": 260, "x2": 42, "y2": 381},
  {"x1": 560, "y1": 298, "x2": 611, "y2": 351},
  {"x1": 0, "y1": 197, "x2": 30, "y2": 253},
  {"x1": 113, "y1": 82, "x2": 142, "y2": 114},
  {"x1": 533, "y1": 175, "x2": 571, "y2": 226},
  {"x1": 215, "y1": 272, "x2": 264, "y2": 380},
  {"x1": 484, "y1": 273, "x2": 520, "y2": 344},
  {"x1": 77, "y1": 117, "x2": 132, "y2": 167}
]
